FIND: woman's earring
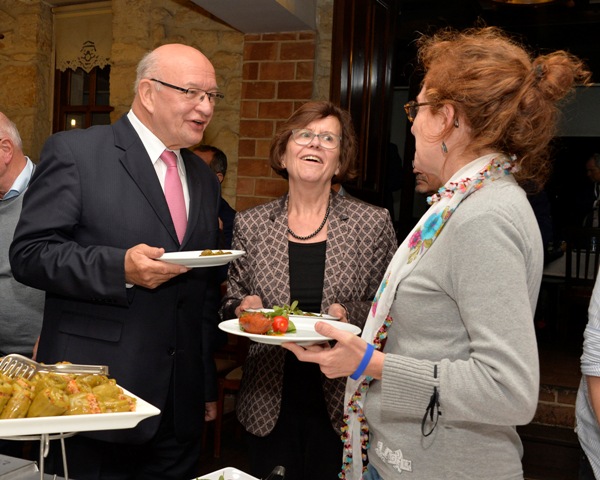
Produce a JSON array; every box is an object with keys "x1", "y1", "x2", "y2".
[
  {"x1": 454, "y1": 119, "x2": 459, "y2": 128},
  {"x1": 441, "y1": 141, "x2": 448, "y2": 154}
]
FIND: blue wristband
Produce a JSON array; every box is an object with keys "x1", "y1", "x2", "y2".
[{"x1": 350, "y1": 343, "x2": 375, "y2": 380}]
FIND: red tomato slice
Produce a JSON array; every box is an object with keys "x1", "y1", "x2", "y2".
[{"x1": 271, "y1": 315, "x2": 289, "y2": 334}]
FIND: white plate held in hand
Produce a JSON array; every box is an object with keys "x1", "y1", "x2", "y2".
[
  {"x1": 158, "y1": 250, "x2": 245, "y2": 268},
  {"x1": 218, "y1": 317, "x2": 361, "y2": 346}
]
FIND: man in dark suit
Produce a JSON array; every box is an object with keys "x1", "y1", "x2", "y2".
[{"x1": 10, "y1": 43, "x2": 223, "y2": 480}]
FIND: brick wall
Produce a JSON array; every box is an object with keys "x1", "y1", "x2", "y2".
[
  {"x1": 534, "y1": 384, "x2": 578, "y2": 429},
  {"x1": 236, "y1": 32, "x2": 316, "y2": 211}
]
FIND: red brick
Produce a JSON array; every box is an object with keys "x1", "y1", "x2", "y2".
[
  {"x1": 280, "y1": 42, "x2": 316, "y2": 61},
  {"x1": 241, "y1": 101, "x2": 258, "y2": 119},
  {"x1": 256, "y1": 139, "x2": 272, "y2": 158},
  {"x1": 533, "y1": 403, "x2": 576, "y2": 428},
  {"x1": 557, "y1": 388, "x2": 578, "y2": 405},
  {"x1": 237, "y1": 158, "x2": 272, "y2": 177},
  {"x1": 263, "y1": 32, "x2": 298, "y2": 41},
  {"x1": 236, "y1": 177, "x2": 255, "y2": 195},
  {"x1": 242, "y1": 81, "x2": 276, "y2": 99},
  {"x1": 245, "y1": 34, "x2": 261, "y2": 42},
  {"x1": 277, "y1": 81, "x2": 313, "y2": 99},
  {"x1": 538, "y1": 387, "x2": 556, "y2": 402},
  {"x1": 296, "y1": 61, "x2": 314, "y2": 80},
  {"x1": 243, "y1": 62, "x2": 259, "y2": 81},
  {"x1": 236, "y1": 196, "x2": 271, "y2": 212},
  {"x1": 260, "y1": 62, "x2": 295, "y2": 80},
  {"x1": 255, "y1": 178, "x2": 288, "y2": 197},
  {"x1": 298, "y1": 32, "x2": 316, "y2": 41},
  {"x1": 244, "y1": 42, "x2": 277, "y2": 61},
  {"x1": 239, "y1": 119, "x2": 275, "y2": 138},
  {"x1": 258, "y1": 101, "x2": 294, "y2": 119},
  {"x1": 238, "y1": 139, "x2": 256, "y2": 157}
]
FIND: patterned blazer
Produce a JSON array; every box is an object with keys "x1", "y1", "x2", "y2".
[{"x1": 221, "y1": 191, "x2": 398, "y2": 436}]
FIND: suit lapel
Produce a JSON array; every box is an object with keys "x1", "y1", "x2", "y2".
[
  {"x1": 322, "y1": 193, "x2": 349, "y2": 307},
  {"x1": 268, "y1": 196, "x2": 292, "y2": 301},
  {"x1": 113, "y1": 117, "x2": 180, "y2": 245}
]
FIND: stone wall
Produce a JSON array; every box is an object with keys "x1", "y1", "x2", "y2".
[{"x1": 0, "y1": 0, "x2": 53, "y2": 161}]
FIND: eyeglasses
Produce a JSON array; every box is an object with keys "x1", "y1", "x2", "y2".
[
  {"x1": 291, "y1": 129, "x2": 341, "y2": 150},
  {"x1": 404, "y1": 100, "x2": 436, "y2": 123},
  {"x1": 150, "y1": 78, "x2": 224, "y2": 105}
]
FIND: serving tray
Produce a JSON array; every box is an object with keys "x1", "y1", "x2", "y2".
[{"x1": 0, "y1": 388, "x2": 160, "y2": 437}]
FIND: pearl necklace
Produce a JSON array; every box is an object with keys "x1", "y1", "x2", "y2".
[{"x1": 287, "y1": 201, "x2": 331, "y2": 240}]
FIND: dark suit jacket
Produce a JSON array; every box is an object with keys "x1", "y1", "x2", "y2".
[
  {"x1": 220, "y1": 192, "x2": 398, "y2": 436},
  {"x1": 9, "y1": 115, "x2": 221, "y2": 443}
]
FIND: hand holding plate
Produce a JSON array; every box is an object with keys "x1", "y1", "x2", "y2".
[
  {"x1": 126, "y1": 243, "x2": 189, "y2": 288},
  {"x1": 282, "y1": 321, "x2": 378, "y2": 379}
]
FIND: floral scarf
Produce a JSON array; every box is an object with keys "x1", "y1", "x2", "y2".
[{"x1": 340, "y1": 153, "x2": 518, "y2": 479}]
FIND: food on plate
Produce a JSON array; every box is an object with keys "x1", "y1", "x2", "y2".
[
  {"x1": 237, "y1": 299, "x2": 335, "y2": 336},
  {"x1": 0, "y1": 377, "x2": 35, "y2": 419},
  {"x1": 239, "y1": 311, "x2": 273, "y2": 334},
  {"x1": 238, "y1": 303, "x2": 301, "y2": 336},
  {"x1": 199, "y1": 249, "x2": 231, "y2": 256},
  {"x1": 271, "y1": 316, "x2": 289, "y2": 334},
  {"x1": 0, "y1": 367, "x2": 136, "y2": 419},
  {"x1": 272, "y1": 300, "x2": 323, "y2": 317},
  {"x1": 27, "y1": 387, "x2": 69, "y2": 417}
]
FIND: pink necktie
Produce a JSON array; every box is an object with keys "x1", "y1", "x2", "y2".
[{"x1": 160, "y1": 149, "x2": 187, "y2": 243}]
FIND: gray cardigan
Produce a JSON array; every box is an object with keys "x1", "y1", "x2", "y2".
[{"x1": 365, "y1": 175, "x2": 543, "y2": 479}]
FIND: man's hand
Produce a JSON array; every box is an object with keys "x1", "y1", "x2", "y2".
[{"x1": 124, "y1": 243, "x2": 189, "y2": 289}]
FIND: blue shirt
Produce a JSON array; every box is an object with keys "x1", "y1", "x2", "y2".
[{"x1": 2, "y1": 157, "x2": 34, "y2": 200}]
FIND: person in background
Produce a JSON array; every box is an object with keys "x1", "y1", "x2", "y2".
[
  {"x1": 10, "y1": 43, "x2": 224, "y2": 480},
  {"x1": 284, "y1": 26, "x2": 590, "y2": 479},
  {"x1": 576, "y1": 275, "x2": 600, "y2": 480},
  {"x1": 191, "y1": 144, "x2": 234, "y2": 421},
  {"x1": 0, "y1": 112, "x2": 45, "y2": 461},
  {"x1": 584, "y1": 153, "x2": 600, "y2": 227},
  {"x1": 0, "y1": 112, "x2": 44, "y2": 359},
  {"x1": 414, "y1": 169, "x2": 442, "y2": 196},
  {"x1": 192, "y1": 144, "x2": 236, "y2": 253},
  {"x1": 220, "y1": 101, "x2": 398, "y2": 480}
]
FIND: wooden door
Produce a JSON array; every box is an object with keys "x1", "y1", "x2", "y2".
[{"x1": 330, "y1": 0, "x2": 401, "y2": 209}]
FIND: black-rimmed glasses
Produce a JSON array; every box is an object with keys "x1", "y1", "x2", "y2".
[
  {"x1": 150, "y1": 78, "x2": 224, "y2": 105},
  {"x1": 404, "y1": 100, "x2": 436, "y2": 123},
  {"x1": 291, "y1": 129, "x2": 341, "y2": 150}
]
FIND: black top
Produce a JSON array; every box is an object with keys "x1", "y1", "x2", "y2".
[
  {"x1": 288, "y1": 240, "x2": 326, "y2": 312},
  {"x1": 285, "y1": 240, "x2": 327, "y2": 413}
]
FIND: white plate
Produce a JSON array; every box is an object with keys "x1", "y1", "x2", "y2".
[
  {"x1": 0, "y1": 388, "x2": 160, "y2": 437},
  {"x1": 158, "y1": 250, "x2": 245, "y2": 268},
  {"x1": 194, "y1": 467, "x2": 259, "y2": 480},
  {"x1": 219, "y1": 317, "x2": 361, "y2": 346}
]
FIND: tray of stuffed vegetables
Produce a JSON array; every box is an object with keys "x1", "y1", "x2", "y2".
[{"x1": 0, "y1": 370, "x2": 160, "y2": 437}]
